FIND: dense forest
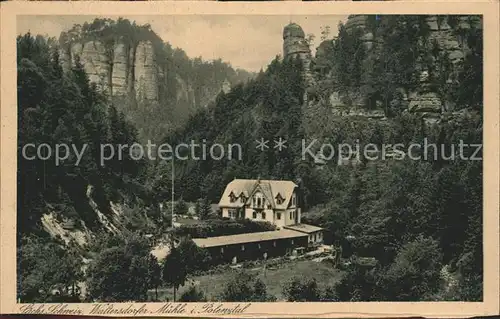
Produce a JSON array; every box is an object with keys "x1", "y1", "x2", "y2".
[
  {"x1": 152, "y1": 15, "x2": 483, "y2": 301},
  {"x1": 17, "y1": 15, "x2": 483, "y2": 302}
]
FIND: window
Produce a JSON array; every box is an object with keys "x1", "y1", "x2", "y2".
[
  {"x1": 267, "y1": 204, "x2": 272, "y2": 209},
  {"x1": 275, "y1": 193, "x2": 281, "y2": 205},
  {"x1": 258, "y1": 244, "x2": 261, "y2": 249},
  {"x1": 254, "y1": 191, "x2": 265, "y2": 208},
  {"x1": 275, "y1": 193, "x2": 285, "y2": 205},
  {"x1": 277, "y1": 212, "x2": 281, "y2": 220},
  {"x1": 291, "y1": 239, "x2": 294, "y2": 245},
  {"x1": 221, "y1": 247, "x2": 224, "y2": 254},
  {"x1": 262, "y1": 212, "x2": 266, "y2": 219},
  {"x1": 290, "y1": 212, "x2": 292, "y2": 219},
  {"x1": 229, "y1": 192, "x2": 236, "y2": 203},
  {"x1": 240, "y1": 196, "x2": 246, "y2": 203},
  {"x1": 253, "y1": 211, "x2": 257, "y2": 219},
  {"x1": 292, "y1": 195, "x2": 296, "y2": 206},
  {"x1": 273, "y1": 241, "x2": 276, "y2": 247},
  {"x1": 241, "y1": 245, "x2": 245, "y2": 251}
]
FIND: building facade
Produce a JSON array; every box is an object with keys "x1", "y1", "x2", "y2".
[
  {"x1": 193, "y1": 230, "x2": 309, "y2": 264},
  {"x1": 283, "y1": 224, "x2": 324, "y2": 247},
  {"x1": 218, "y1": 179, "x2": 302, "y2": 229},
  {"x1": 191, "y1": 178, "x2": 325, "y2": 264}
]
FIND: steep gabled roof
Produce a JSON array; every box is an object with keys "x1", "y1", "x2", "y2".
[{"x1": 219, "y1": 179, "x2": 298, "y2": 209}]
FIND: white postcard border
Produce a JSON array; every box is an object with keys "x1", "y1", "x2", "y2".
[{"x1": 1, "y1": 1, "x2": 499, "y2": 317}]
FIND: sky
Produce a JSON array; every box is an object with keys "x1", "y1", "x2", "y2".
[{"x1": 17, "y1": 15, "x2": 347, "y2": 72}]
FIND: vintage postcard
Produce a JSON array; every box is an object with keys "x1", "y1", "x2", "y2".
[{"x1": 1, "y1": 0, "x2": 499, "y2": 317}]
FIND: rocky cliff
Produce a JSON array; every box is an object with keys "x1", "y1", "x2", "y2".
[
  {"x1": 58, "y1": 18, "x2": 254, "y2": 142},
  {"x1": 60, "y1": 35, "x2": 184, "y2": 105},
  {"x1": 283, "y1": 23, "x2": 313, "y2": 75},
  {"x1": 283, "y1": 22, "x2": 314, "y2": 92},
  {"x1": 305, "y1": 15, "x2": 482, "y2": 123}
]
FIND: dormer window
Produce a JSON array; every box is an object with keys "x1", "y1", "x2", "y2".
[
  {"x1": 275, "y1": 193, "x2": 285, "y2": 205},
  {"x1": 229, "y1": 192, "x2": 237, "y2": 203},
  {"x1": 253, "y1": 191, "x2": 265, "y2": 208},
  {"x1": 240, "y1": 195, "x2": 246, "y2": 204}
]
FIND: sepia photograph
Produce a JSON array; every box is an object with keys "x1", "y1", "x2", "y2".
[{"x1": 1, "y1": 1, "x2": 499, "y2": 317}]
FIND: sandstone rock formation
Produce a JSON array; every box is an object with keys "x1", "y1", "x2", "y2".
[
  {"x1": 283, "y1": 23, "x2": 311, "y2": 67},
  {"x1": 58, "y1": 32, "x2": 234, "y2": 113},
  {"x1": 344, "y1": 15, "x2": 377, "y2": 50},
  {"x1": 283, "y1": 23, "x2": 315, "y2": 104},
  {"x1": 111, "y1": 41, "x2": 129, "y2": 96},
  {"x1": 134, "y1": 41, "x2": 159, "y2": 101},
  {"x1": 426, "y1": 16, "x2": 470, "y2": 63},
  {"x1": 283, "y1": 23, "x2": 313, "y2": 81},
  {"x1": 306, "y1": 15, "x2": 481, "y2": 120},
  {"x1": 60, "y1": 38, "x2": 165, "y2": 104},
  {"x1": 81, "y1": 41, "x2": 111, "y2": 93},
  {"x1": 54, "y1": 18, "x2": 255, "y2": 144}
]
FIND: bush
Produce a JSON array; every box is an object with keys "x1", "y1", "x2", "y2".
[
  {"x1": 179, "y1": 285, "x2": 207, "y2": 302},
  {"x1": 218, "y1": 271, "x2": 276, "y2": 302},
  {"x1": 172, "y1": 218, "x2": 275, "y2": 238},
  {"x1": 282, "y1": 277, "x2": 321, "y2": 301}
]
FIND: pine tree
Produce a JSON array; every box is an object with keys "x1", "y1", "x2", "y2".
[{"x1": 162, "y1": 247, "x2": 187, "y2": 301}]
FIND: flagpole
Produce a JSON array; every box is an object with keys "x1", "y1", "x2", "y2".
[{"x1": 171, "y1": 157, "x2": 174, "y2": 230}]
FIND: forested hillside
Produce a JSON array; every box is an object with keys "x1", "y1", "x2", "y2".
[
  {"x1": 17, "y1": 32, "x2": 158, "y2": 236},
  {"x1": 153, "y1": 15, "x2": 483, "y2": 301},
  {"x1": 16, "y1": 26, "x2": 252, "y2": 303}
]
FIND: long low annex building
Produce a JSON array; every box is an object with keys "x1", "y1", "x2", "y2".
[{"x1": 192, "y1": 229, "x2": 309, "y2": 264}]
